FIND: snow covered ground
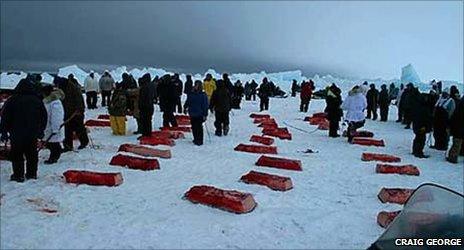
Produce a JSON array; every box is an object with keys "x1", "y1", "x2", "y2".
[{"x1": 0, "y1": 97, "x2": 462, "y2": 249}]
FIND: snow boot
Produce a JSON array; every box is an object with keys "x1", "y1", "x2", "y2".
[
  {"x1": 215, "y1": 130, "x2": 222, "y2": 137},
  {"x1": 413, "y1": 153, "x2": 430, "y2": 159},
  {"x1": 10, "y1": 174, "x2": 25, "y2": 183},
  {"x1": 77, "y1": 144, "x2": 88, "y2": 150},
  {"x1": 446, "y1": 157, "x2": 458, "y2": 164},
  {"x1": 223, "y1": 126, "x2": 229, "y2": 136},
  {"x1": 25, "y1": 173, "x2": 37, "y2": 180}
]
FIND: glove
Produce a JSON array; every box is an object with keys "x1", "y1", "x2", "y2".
[
  {"x1": 37, "y1": 140, "x2": 46, "y2": 149},
  {"x1": 0, "y1": 133, "x2": 8, "y2": 142},
  {"x1": 419, "y1": 127, "x2": 426, "y2": 133}
]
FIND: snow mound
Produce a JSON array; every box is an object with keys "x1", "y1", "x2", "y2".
[{"x1": 0, "y1": 72, "x2": 28, "y2": 89}]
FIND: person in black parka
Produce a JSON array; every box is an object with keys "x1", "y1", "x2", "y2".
[
  {"x1": 184, "y1": 75, "x2": 193, "y2": 96},
  {"x1": 138, "y1": 73, "x2": 155, "y2": 136},
  {"x1": 173, "y1": 73, "x2": 183, "y2": 113},
  {"x1": 222, "y1": 73, "x2": 234, "y2": 97},
  {"x1": 324, "y1": 84, "x2": 343, "y2": 137},
  {"x1": 366, "y1": 84, "x2": 379, "y2": 120},
  {"x1": 258, "y1": 77, "x2": 272, "y2": 111},
  {"x1": 158, "y1": 75, "x2": 178, "y2": 127},
  {"x1": 60, "y1": 74, "x2": 89, "y2": 151},
  {"x1": 447, "y1": 96, "x2": 464, "y2": 163},
  {"x1": 411, "y1": 89, "x2": 433, "y2": 158},
  {"x1": 401, "y1": 83, "x2": 414, "y2": 129},
  {"x1": 378, "y1": 84, "x2": 390, "y2": 122},
  {"x1": 291, "y1": 79, "x2": 298, "y2": 97},
  {"x1": 231, "y1": 80, "x2": 244, "y2": 109},
  {"x1": 210, "y1": 80, "x2": 232, "y2": 136},
  {"x1": 0, "y1": 79, "x2": 47, "y2": 182},
  {"x1": 250, "y1": 80, "x2": 258, "y2": 101}
]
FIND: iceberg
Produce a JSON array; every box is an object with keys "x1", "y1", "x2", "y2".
[
  {"x1": 41, "y1": 72, "x2": 55, "y2": 84},
  {"x1": 58, "y1": 65, "x2": 88, "y2": 85},
  {"x1": 400, "y1": 64, "x2": 421, "y2": 85}
]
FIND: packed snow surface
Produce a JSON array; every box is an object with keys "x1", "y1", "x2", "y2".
[{"x1": 1, "y1": 97, "x2": 462, "y2": 249}]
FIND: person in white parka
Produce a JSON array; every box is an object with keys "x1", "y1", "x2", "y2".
[
  {"x1": 41, "y1": 85, "x2": 65, "y2": 164},
  {"x1": 84, "y1": 71, "x2": 100, "y2": 109},
  {"x1": 342, "y1": 85, "x2": 368, "y2": 143}
]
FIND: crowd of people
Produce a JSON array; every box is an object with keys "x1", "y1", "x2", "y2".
[
  {"x1": 0, "y1": 71, "x2": 462, "y2": 182},
  {"x1": 318, "y1": 80, "x2": 463, "y2": 163},
  {"x1": 0, "y1": 71, "x2": 287, "y2": 182}
]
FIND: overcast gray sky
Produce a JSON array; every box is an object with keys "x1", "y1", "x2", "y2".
[{"x1": 1, "y1": 1, "x2": 463, "y2": 82}]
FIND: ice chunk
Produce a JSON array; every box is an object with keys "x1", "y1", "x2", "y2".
[
  {"x1": 58, "y1": 65, "x2": 88, "y2": 85},
  {"x1": 0, "y1": 72, "x2": 27, "y2": 89},
  {"x1": 401, "y1": 64, "x2": 421, "y2": 85},
  {"x1": 40, "y1": 72, "x2": 54, "y2": 84}
]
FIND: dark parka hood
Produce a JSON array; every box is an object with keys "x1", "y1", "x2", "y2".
[{"x1": 14, "y1": 79, "x2": 37, "y2": 95}]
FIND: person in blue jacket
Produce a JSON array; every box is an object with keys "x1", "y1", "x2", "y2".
[{"x1": 184, "y1": 80, "x2": 209, "y2": 146}]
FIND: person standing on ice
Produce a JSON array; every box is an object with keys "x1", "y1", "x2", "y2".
[
  {"x1": 324, "y1": 84, "x2": 343, "y2": 137},
  {"x1": 449, "y1": 85, "x2": 461, "y2": 104},
  {"x1": 222, "y1": 73, "x2": 234, "y2": 97},
  {"x1": 360, "y1": 81, "x2": 369, "y2": 95},
  {"x1": 138, "y1": 73, "x2": 155, "y2": 136},
  {"x1": 401, "y1": 83, "x2": 414, "y2": 129},
  {"x1": 203, "y1": 73, "x2": 216, "y2": 101},
  {"x1": 185, "y1": 80, "x2": 208, "y2": 146},
  {"x1": 231, "y1": 80, "x2": 244, "y2": 109},
  {"x1": 84, "y1": 71, "x2": 99, "y2": 109},
  {"x1": 388, "y1": 83, "x2": 398, "y2": 101},
  {"x1": 41, "y1": 85, "x2": 65, "y2": 164},
  {"x1": 250, "y1": 80, "x2": 258, "y2": 101},
  {"x1": 410, "y1": 89, "x2": 433, "y2": 158},
  {"x1": 378, "y1": 84, "x2": 390, "y2": 122},
  {"x1": 291, "y1": 79, "x2": 298, "y2": 97},
  {"x1": 395, "y1": 83, "x2": 405, "y2": 122},
  {"x1": 108, "y1": 82, "x2": 127, "y2": 136},
  {"x1": 61, "y1": 74, "x2": 89, "y2": 151},
  {"x1": 431, "y1": 89, "x2": 456, "y2": 151},
  {"x1": 299, "y1": 80, "x2": 313, "y2": 112},
  {"x1": 244, "y1": 81, "x2": 252, "y2": 101},
  {"x1": 172, "y1": 73, "x2": 183, "y2": 113},
  {"x1": 183, "y1": 75, "x2": 193, "y2": 111},
  {"x1": 258, "y1": 77, "x2": 272, "y2": 111},
  {"x1": 446, "y1": 95, "x2": 463, "y2": 163},
  {"x1": 366, "y1": 84, "x2": 379, "y2": 120},
  {"x1": 99, "y1": 70, "x2": 115, "y2": 107},
  {"x1": 183, "y1": 75, "x2": 193, "y2": 96},
  {"x1": 341, "y1": 85, "x2": 367, "y2": 143},
  {"x1": 210, "y1": 79, "x2": 231, "y2": 136},
  {"x1": 0, "y1": 79, "x2": 47, "y2": 182},
  {"x1": 158, "y1": 75, "x2": 178, "y2": 127},
  {"x1": 126, "y1": 83, "x2": 141, "y2": 134}
]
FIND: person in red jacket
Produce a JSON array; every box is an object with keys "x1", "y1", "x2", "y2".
[{"x1": 300, "y1": 80, "x2": 314, "y2": 112}]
